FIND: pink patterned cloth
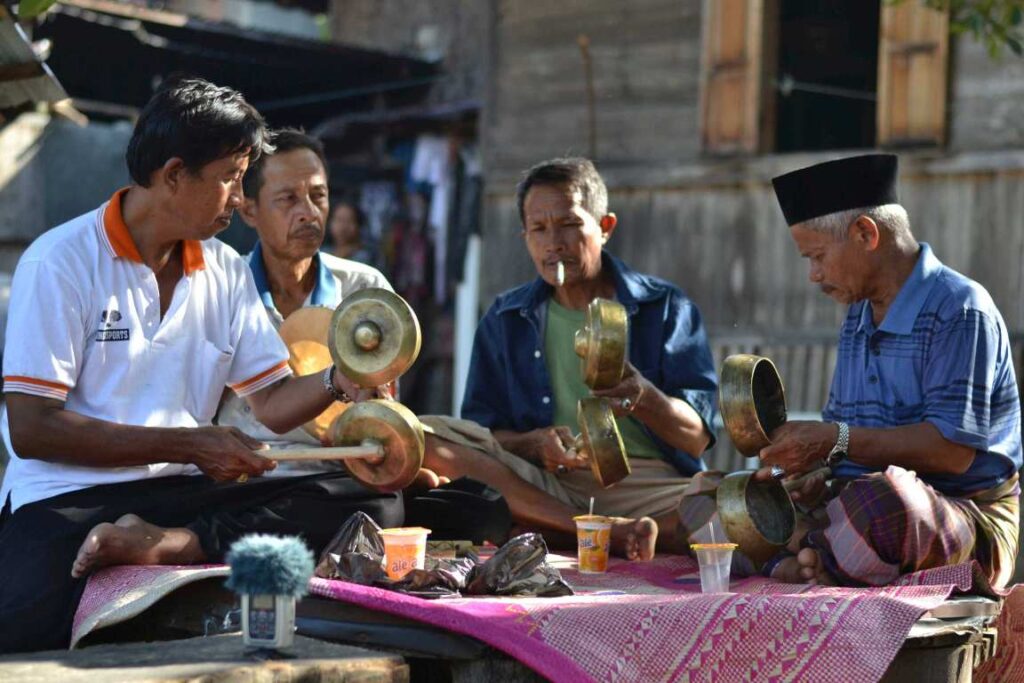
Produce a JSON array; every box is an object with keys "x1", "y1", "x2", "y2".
[
  {"x1": 71, "y1": 564, "x2": 229, "y2": 648},
  {"x1": 310, "y1": 556, "x2": 1009, "y2": 683},
  {"x1": 73, "y1": 557, "x2": 1023, "y2": 683}
]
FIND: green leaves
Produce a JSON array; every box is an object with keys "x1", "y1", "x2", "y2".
[
  {"x1": 890, "y1": 0, "x2": 1024, "y2": 59},
  {"x1": 17, "y1": 0, "x2": 61, "y2": 20}
]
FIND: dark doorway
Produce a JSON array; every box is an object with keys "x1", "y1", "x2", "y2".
[{"x1": 774, "y1": 1, "x2": 880, "y2": 152}]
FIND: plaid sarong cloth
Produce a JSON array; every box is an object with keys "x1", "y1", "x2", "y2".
[{"x1": 806, "y1": 466, "x2": 1020, "y2": 589}]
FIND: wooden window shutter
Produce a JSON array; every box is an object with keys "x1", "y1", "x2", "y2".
[
  {"x1": 700, "y1": 0, "x2": 765, "y2": 154},
  {"x1": 877, "y1": 3, "x2": 949, "y2": 147}
]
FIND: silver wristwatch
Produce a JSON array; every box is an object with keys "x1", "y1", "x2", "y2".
[{"x1": 826, "y1": 421, "x2": 849, "y2": 468}]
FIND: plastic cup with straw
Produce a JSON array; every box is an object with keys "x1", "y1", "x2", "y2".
[
  {"x1": 690, "y1": 520, "x2": 736, "y2": 593},
  {"x1": 574, "y1": 496, "x2": 611, "y2": 573}
]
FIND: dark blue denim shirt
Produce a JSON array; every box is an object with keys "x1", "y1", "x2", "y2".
[{"x1": 461, "y1": 252, "x2": 718, "y2": 476}]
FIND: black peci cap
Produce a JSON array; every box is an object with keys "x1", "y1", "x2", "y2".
[{"x1": 771, "y1": 154, "x2": 899, "y2": 226}]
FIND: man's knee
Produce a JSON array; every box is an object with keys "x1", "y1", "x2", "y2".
[{"x1": 836, "y1": 467, "x2": 973, "y2": 565}]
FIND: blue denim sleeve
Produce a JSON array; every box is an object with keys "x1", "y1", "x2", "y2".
[
  {"x1": 459, "y1": 304, "x2": 510, "y2": 430},
  {"x1": 923, "y1": 308, "x2": 1006, "y2": 451},
  {"x1": 661, "y1": 292, "x2": 719, "y2": 450}
]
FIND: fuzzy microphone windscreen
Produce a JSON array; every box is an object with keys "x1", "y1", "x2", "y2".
[{"x1": 226, "y1": 534, "x2": 315, "y2": 597}]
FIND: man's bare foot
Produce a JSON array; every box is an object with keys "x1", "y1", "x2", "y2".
[
  {"x1": 71, "y1": 514, "x2": 205, "y2": 578},
  {"x1": 611, "y1": 517, "x2": 658, "y2": 561},
  {"x1": 770, "y1": 548, "x2": 836, "y2": 585}
]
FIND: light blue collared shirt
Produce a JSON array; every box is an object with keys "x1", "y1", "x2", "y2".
[
  {"x1": 823, "y1": 243, "x2": 1021, "y2": 496},
  {"x1": 248, "y1": 241, "x2": 338, "y2": 313}
]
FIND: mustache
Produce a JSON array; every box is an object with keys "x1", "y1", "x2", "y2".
[{"x1": 291, "y1": 224, "x2": 323, "y2": 236}]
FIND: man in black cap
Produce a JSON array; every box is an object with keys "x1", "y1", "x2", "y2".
[{"x1": 760, "y1": 153, "x2": 1020, "y2": 588}]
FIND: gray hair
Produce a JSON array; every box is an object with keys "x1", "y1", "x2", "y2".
[{"x1": 801, "y1": 204, "x2": 911, "y2": 240}]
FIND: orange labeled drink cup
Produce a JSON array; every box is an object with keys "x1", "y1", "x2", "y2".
[
  {"x1": 380, "y1": 527, "x2": 431, "y2": 580},
  {"x1": 573, "y1": 515, "x2": 612, "y2": 573}
]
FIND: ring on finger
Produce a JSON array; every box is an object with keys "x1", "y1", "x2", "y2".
[
  {"x1": 556, "y1": 464, "x2": 568, "y2": 475},
  {"x1": 769, "y1": 465, "x2": 785, "y2": 479},
  {"x1": 620, "y1": 397, "x2": 633, "y2": 411},
  {"x1": 236, "y1": 473, "x2": 249, "y2": 484}
]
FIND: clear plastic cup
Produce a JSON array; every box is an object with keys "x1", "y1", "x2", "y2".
[
  {"x1": 380, "y1": 527, "x2": 431, "y2": 580},
  {"x1": 573, "y1": 515, "x2": 612, "y2": 573},
  {"x1": 690, "y1": 543, "x2": 737, "y2": 593}
]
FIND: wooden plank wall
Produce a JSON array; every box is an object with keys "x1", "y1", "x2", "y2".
[
  {"x1": 481, "y1": 158, "x2": 1024, "y2": 333},
  {"x1": 484, "y1": 0, "x2": 705, "y2": 171}
]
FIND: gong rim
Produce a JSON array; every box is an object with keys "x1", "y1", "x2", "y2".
[
  {"x1": 719, "y1": 354, "x2": 788, "y2": 456},
  {"x1": 329, "y1": 399, "x2": 424, "y2": 493},
  {"x1": 328, "y1": 288, "x2": 422, "y2": 387},
  {"x1": 577, "y1": 397, "x2": 631, "y2": 487}
]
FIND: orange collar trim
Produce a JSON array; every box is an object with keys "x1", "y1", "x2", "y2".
[
  {"x1": 102, "y1": 188, "x2": 206, "y2": 276},
  {"x1": 182, "y1": 240, "x2": 206, "y2": 276}
]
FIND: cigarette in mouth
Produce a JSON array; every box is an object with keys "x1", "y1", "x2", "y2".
[{"x1": 556, "y1": 261, "x2": 566, "y2": 287}]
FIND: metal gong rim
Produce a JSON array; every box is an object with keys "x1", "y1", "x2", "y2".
[
  {"x1": 716, "y1": 470, "x2": 795, "y2": 569},
  {"x1": 577, "y1": 397, "x2": 631, "y2": 488},
  {"x1": 329, "y1": 288, "x2": 422, "y2": 387},
  {"x1": 719, "y1": 354, "x2": 788, "y2": 456},
  {"x1": 328, "y1": 399, "x2": 424, "y2": 493},
  {"x1": 573, "y1": 298, "x2": 628, "y2": 390}
]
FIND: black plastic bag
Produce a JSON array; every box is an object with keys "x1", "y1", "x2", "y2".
[
  {"x1": 314, "y1": 511, "x2": 387, "y2": 584},
  {"x1": 315, "y1": 517, "x2": 572, "y2": 599},
  {"x1": 389, "y1": 557, "x2": 478, "y2": 598},
  {"x1": 465, "y1": 533, "x2": 573, "y2": 597}
]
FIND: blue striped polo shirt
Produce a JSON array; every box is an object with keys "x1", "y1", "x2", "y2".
[{"x1": 823, "y1": 243, "x2": 1021, "y2": 496}]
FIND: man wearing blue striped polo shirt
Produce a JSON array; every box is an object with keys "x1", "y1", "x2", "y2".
[{"x1": 761, "y1": 154, "x2": 1020, "y2": 589}]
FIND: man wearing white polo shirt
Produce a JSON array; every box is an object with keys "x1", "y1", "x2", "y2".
[{"x1": 0, "y1": 79, "x2": 403, "y2": 654}]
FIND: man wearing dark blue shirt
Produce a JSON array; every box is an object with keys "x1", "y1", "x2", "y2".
[
  {"x1": 421, "y1": 158, "x2": 718, "y2": 559},
  {"x1": 762, "y1": 154, "x2": 1020, "y2": 588}
]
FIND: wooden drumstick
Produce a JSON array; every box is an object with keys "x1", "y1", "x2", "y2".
[{"x1": 255, "y1": 442, "x2": 384, "y2": 462}]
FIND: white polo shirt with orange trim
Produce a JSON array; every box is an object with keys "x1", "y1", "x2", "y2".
[{"x1": 0, "y1": 189, "x2": 292, "y2": 511}]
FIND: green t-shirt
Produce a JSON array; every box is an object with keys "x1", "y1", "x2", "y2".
[{"x1": 544, "y1": 299, "x2": 663, "y2": 459}]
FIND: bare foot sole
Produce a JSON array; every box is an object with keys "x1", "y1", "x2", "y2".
[
  {"x1": 71, "y1": 514, "x2": 203, "y2": 579},
  {"x1": 611, "y1": 517, "x2": 658, "y2": 561},
  {"x1": 770, "y1": 548, "x2": 836, "y2": 585}
]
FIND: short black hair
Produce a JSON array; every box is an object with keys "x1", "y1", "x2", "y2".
[
  {"x1": 242, "y1": 128, "x2": 328, "y2": 200},
  {"x1": 126, "y1": 77, "x2": 270, "y2": 186},
  {"x1": 515, "y1": 157, "x2": 608, "y2": 225}
]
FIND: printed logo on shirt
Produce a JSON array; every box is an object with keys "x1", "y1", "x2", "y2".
[
  {"x1": 96, "y1": 308, "x2": 129, "y2": 342},
  {"x1": 100, "y1": 309, "x2": 122, "y2": 326}
]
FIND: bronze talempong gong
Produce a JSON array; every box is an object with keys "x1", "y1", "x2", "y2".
[
  {"x1": 716, "y1": 470, "x2": 795, "y2": 568},
  {"x1": 574, "y1": 298, "x2": 628, "y2": 390},
  {"x1": 327, "y1": 399, "x2": 425, "y2": 493},
  {"x1": 576, "y1": 397, "x2": 631, "y2": 487},
  {"x1": 329, "y1": 288, "x2": 422, "y2": 388},
  {"x1": 251, "y1": 400, "x2": 425, "y2": 493},
  {"x1": 716, "y1": 353, "x2": 796, "y2": 569},
  {"x1": 278, "y1": 306, "x2": 348, "y2": 442},
  {"x1": 719, "y1": 354, "x2": 787, "y2": 457}
]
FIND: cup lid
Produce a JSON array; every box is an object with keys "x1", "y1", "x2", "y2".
[
  {"x1": 689, "y1": 543, "x2": 738, "y2": 550},
  {"x1": 380, "y1": 527, "x2": 432, "y2": 535},
  {"x1": 573, "y1": 515, "x2": 612, "y2": 523}
]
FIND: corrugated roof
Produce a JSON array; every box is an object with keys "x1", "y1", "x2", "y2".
[
  {"x1": 0, "y1": 6, "x2": 66, "y2": 108},
  {"x1": 33, "y1": 1, "x2": 435, "y2": 129}
]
